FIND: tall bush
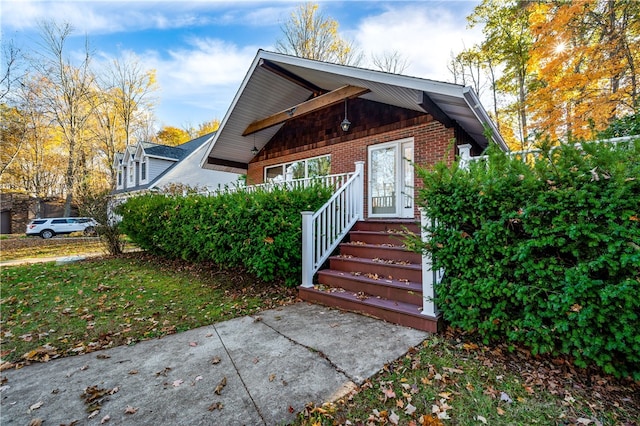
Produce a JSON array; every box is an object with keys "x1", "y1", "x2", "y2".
[
  {"x1": 417, "y1": 139, "x2": 640, "y2": 378},
  {"x1": 117, "y1": 185, "x2": 332, "y2": 287}
]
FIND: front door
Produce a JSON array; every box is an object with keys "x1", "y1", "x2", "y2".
[{"x1": 368, "y1": 138, "x2": 414, "y2": 218}]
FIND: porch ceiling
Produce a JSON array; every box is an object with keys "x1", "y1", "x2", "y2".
[{"x1": 202, "y1": 50, "x2": 506, "y2": 174}]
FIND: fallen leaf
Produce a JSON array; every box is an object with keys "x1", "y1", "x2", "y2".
[
  {"x1": 129, "y1": 370, "x2": 138, "y2": 375},
  {"x1": 88, "y1": 410, "x2": 100, "y2": 419},
  {"x1": 497, "y1": 407, "x2": 505, "y2": 415},
  {"x1": 172, "y1": 379, "x2": 184, "y2": 387},
  {"x1": 500, "y1": 391, "x2": 513, "y2": 403},
  {"x1": 208, "y1": 401, "x2": 223, "y2": 411},
  {"x1": 189, "y1": 342, "x2": 198, "y2": 347},
  {"x1": 476, "y1": 415, "x2": 487, "y2": 424},
  {"x1": 109, "y1": 386, "x2": 119, "y2": 395},
  {"x1": 96, "y1": 354, "x2": 111, "y2": 359},
  {"x1": 124, "y1": 405, "x2": 138, "y2": 414},
  {"x1": 214, "y1": 376, "x2": 227, "y2": 395},
  {"x1": 29, "y1": 401, "x2": 44, "y2": 410},
  {"x1": 27, "y1": 419, "x2": 43, "y2": 426},
  {"x1": 382, "y1": 387, "x2": 396, "y2": 399},
  {"x1": 404, "y1": 403, "x2": 416, "y2": 415},
  {"x1": 389, "y1": 411, "x2": 400, "y2": 425},
  {"x1": 269, "y1": 374, "x2": 276, "y2": 382},
  {"x1": 195, "y1": 375, "x2": 203, "y2": 382},
  {"x1": 100, "y1": 414, "x2": 111, "y2": 424},
  {"x1": 443, "y1": 367, "x2": 464, "y2": 374},
  {"x1": 576, "y1": 418, "x2": 593, "y2": 425},
  {"x1": 156, "y1": 367, "x2": 171, "y2": 376},
  {"x1": 211, "y1": 356, "x2": 221, "y2": 365}
]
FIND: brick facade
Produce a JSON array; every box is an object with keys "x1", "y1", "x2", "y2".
[{"x1": 247, "y1": 99, "x2": 473, "y2": 218}]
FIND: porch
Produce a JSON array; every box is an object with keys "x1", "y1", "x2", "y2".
[{"x1": 251, "y1": 161, "x2": 443, "y2": 333}]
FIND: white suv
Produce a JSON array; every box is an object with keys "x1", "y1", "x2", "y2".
[{"x1": 25, "y1": 217, "x2": 99, "y2": 239}]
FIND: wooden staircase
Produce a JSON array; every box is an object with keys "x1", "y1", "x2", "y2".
[{"x1": 298, "y1": 220, "x2": 442, "y2": 333}]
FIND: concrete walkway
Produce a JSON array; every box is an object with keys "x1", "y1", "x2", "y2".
[{"x1": 0, "y1": 302, "x2": 429, "y2": 426}]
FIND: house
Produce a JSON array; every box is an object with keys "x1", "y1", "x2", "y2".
[
  {"x1": 201, "y1": 50, "x2": 507, "y2": 332},
  {"x1": 113, "y1": 132, "x2": 240, "y2": 195}
]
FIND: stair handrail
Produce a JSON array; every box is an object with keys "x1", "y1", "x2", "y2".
[{"x1": 301, "y1": 161, "x2": 364, "y2": 287}]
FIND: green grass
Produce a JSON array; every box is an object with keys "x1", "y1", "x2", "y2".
[
  {"x1": 0, "y1": 236, "x2": 107, "y2": 261},
  {"x1": 0, "y1": 253, "x2": 296, "y2": 364},
  {"x1": 293, "y1": 336, "x2": 640, "y2": 425}
]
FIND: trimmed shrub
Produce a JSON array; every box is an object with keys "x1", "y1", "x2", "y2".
[
  {"x1": 416, "y1": 139, "x2": 640, "y2": 378},
  {"x1": 117, "y1": 185, "x2": 332, "y2": 287}
]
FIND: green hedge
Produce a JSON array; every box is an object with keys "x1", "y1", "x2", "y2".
[
  {"x1": 117, "y1": 185, "x2": 332, "y2": 287},
  {"x1": 417, "y1": 139, "x2": 640, "y2": 378}
]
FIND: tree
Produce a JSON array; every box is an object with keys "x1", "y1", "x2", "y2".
[
  {"x1": 0, "y1": 38, "x2": 23, "y2": 102},
  {"x1": 371, "y1": 50, "x2": 409, "y2": 74},
  {"x1": 34, "y1": 21, "x2": 97, "y2": 216},
  {"x1": 527, "y1": 0, "x2": 640, "y2": 140},
  {"x1": 467, "y1": 0, "x2": 534, "y2": 147},
  {"x1": 104, "y1": 53, "x2": 158, "y2": 147},
  {"x1": 156, "y1": 126, "x2": 190, "y2": 146},
  {"x1": 276, "y1": 2, "x2": 363, "y2": 65},
  {"x1": 195, "y1": 119, "x2": 220, "y2": 137}
]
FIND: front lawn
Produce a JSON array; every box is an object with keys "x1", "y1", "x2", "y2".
[
  {"x1": 0, "y1": 253, "x2": 296, "y2": 366},
  {"x1": 294, "y1": 334, "x2": 640, "y2": 425}
]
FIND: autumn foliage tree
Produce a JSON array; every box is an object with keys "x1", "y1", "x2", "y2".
[
  {"x1": 455, "y1": 0, "x2": 639, "y2": 147},
  {"x1": 528, "y1": 0, "x2": 640, "y2": 140}
]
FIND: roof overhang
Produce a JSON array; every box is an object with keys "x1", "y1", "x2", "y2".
[{"x1": 202, "y1": 50, "x2": 507, "y2": 173}]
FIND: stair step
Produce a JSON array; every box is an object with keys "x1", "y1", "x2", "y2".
[
  {"x1": 339, "y1": 242, "x2": 422, "y2": 264},
  {"x1": 298, "y1": 286, "x2": 441, "y2": 333},
  {"x1": 353, "y1": 220, "x2": 421, "y2": 234},
  {"x1": 348, "y1": 230, "x2": 415, "y2": 246},
  {"x1": 317, "y1": 269, "x2": 423, "y2": 305},
  {"x1": 329, "y1": 256, "x2": 421, "y2": 282}
]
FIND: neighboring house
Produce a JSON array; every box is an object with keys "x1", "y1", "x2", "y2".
[
  {"x1": 113, "y1": 132, "x2": 240, "y2": 195},
  {"x1": 200, "y1": 50, "x2": 508, "y2": 332}
]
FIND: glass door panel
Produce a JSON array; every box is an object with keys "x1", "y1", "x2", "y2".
[{"x1": 370, "y1": 145, "x2": 397, "y2": 216}]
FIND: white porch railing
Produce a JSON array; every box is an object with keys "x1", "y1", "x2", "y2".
[
  {"x1": 301, "y1": 161, "x2": 364, "y2": 288},
  {"x1": 419, "y1": 208, "x2": 444, "y2": 317},
  {"x1": 458, "y1": 135, "x2": 637, "y2": 170}
]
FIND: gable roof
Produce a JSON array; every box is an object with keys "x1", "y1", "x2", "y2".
[
  {"x1": 113, "y1": 132, "x2": 219, "y2": 194},
  {"x1": 202, "y1": 50, "x2": 507, "y2": 174}
]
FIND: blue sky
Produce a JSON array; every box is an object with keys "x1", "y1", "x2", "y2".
[{"x1": 2, "y1": 1, "x2": 483, "y2": 130}]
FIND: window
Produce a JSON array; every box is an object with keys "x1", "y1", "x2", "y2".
[
  {"x1": 117, "y1": 170, "x2": 122, "y2": 186},
  {"x1": 129, "y1": 162, "x2": 135, "y2": 184},
  {"x1": 264, "y1": 155, "x2": 331, "y2": 182},
  {"x1": 51, "y1": 219, "x2": 68, "y2": 224},
  {"x1": 141, "y1": 161, "x2": 147, "y2": 181}
]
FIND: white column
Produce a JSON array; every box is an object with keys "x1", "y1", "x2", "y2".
[
  {"x1": 419, "y1": 207, "x2": 438, "y2": 317},
  {"x1": 301, "y1": 211, "x2": 314, "y2": 288},
  {"x1": 458, "y1": 143, "x2": 472, "y2": 170},
  {"x1": 354, "y1": 161, "x2": 365, "y2": 220}
]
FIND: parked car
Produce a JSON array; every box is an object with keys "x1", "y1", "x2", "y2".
[{"x1": 25, "y1": 217, "x2": 99, "y2": 239}]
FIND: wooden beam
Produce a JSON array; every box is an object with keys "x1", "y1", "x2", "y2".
[
  {"x1": 260, "y1": 59, "x2": 325, "y2": 96},
  {"x1": 243, "y1": 85, "x2": 370, "y2": 136},
  {"x1": 243, "y1": 85, "x2": 369, "y2": 136},
  {"x1": 419, "y1": 92, "x2": 454, "y2": 128},
  {"x1": 207, "y1": 157, "x2": 249, "y2": 171}
]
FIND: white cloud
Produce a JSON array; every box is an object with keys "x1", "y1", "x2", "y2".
[
  {"x1": 138, "y1": 38, "x2": 261, "y2": 125},
  {"x1": 353, "y1": 3, "x2": 483, "y2": 83}
]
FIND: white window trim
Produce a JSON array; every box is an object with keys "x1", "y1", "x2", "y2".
[
  {"x1": 128, "y1": 160, "x2": 135, "y2": 185},
  {"x1": 264, "y1": 154, "x2": 331, "y2": 182},
  {"x1": 139, "y1": 157, "x2": 148, "y2": 184}
]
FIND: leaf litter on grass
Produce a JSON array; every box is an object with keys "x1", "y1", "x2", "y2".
[
  {"x1": 294, "y1": 331, "x2": 640, "y2": 425},
  {"x1": 0, "y1": 252, "x2": 298, "y2": 368}
]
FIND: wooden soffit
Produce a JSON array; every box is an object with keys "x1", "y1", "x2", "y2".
[{"x1": 242, "y1": 85, "x2": 370, "y2": 136}]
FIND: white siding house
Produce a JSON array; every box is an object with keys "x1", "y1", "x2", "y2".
[{"x1": 113, "y1": 132, "x2": 240, "y2": 195}]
